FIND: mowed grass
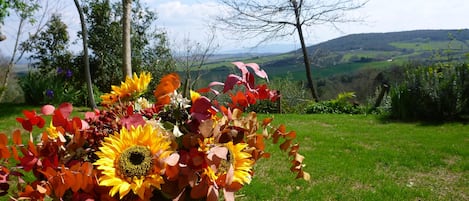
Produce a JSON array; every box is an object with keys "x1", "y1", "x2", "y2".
[
  {"x1": 238, "y1": 114, "x2": 468, "y2": 201},
  {"x1": 0, "y1": 105, "x2": 467, "y2": 200}
]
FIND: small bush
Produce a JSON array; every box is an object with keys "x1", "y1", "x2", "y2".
[
  {"x1": 20, "y1": 69, "x2": 83, "y2": 106},
  {"x1": 268, "y1": 73, "x2": 312, "y2": 113},
  {"x1": 305, "y1": 92, "x2": 362, "y2": 114}
]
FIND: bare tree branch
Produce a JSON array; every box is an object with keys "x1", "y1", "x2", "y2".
[{"x1": 215, "y1": 0, "x2": 368, "y2": 101}]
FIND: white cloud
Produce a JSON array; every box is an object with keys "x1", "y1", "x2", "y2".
[{"x1": 155, "y1": 1, "x2": 221, "y2": 32}]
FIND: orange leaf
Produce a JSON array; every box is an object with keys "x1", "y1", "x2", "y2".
[
  {"x1": 28, "y1": 141, "x2": 37, "y2": 156},
  {"x1": 0, "y1": 146, "x2": 10, "y2": 159},
  {"x1": 64, "y1": 169, "x2": 80, "y2": 192},
  {"x1": 288, "y1": 144, "x2": 300, "y2": 156},
  {"x1": 41, "y1": 131, "x2": 48, "y2": 142},
  {"x1": 279, "y1": 139, "x2": 292, "y2": 151},
  {"x1": 11, "y1": 146, "x2": 19, "y2": 161},
  {"x1": 0, "y1": 133, "x2": 7, "y2": 146},
  {"x1": 277, "y1": 124, "x2": 286, "y2": 133},
  {"x1": 74, "y1": 173, "x2": 83, "y2": 192},
  {"x1": 262, "y1": 117, "x2": 273, "y2": 126},
  {"x1": 286, "y1": 131, "x2": 296, "y2": 140},
  {"x1": 254, "y1": 134, "x2": 265, "y2": 150},
  {"x1": 154, "y1": 73, "x2": 180, "y2": 105},
  {"x1": 12, "y1": 129, "x2": 22, "y2": 145}
]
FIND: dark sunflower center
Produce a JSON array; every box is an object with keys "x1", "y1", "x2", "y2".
[{"x1": 118, "y1": 145, "x2": 153, "y2": 178}]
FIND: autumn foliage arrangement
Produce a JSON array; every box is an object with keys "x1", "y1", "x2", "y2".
[{"x1": 0, "y1": 62, "x2": 309, "y2": 200}]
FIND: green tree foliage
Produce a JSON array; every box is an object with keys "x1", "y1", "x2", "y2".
[
  {"x1": 17, "y1": 0, "x2": 174, "y2": 105},
  {"x1": 0, "y1": 0, "x2": 38, "y2": 24},
  {"x1": 19, "y1": 14, "x2": 81, "y2": 105},
  {"x1": 22, "y1": 14, "x2": 73, "y2": 73},
  {"x1": 83, "y1": 0, "x2": 175, "y2": 93}
]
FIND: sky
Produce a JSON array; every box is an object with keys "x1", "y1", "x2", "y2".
[{"x1": 1, "y1": 0, "x2": 469, "y2": 56}]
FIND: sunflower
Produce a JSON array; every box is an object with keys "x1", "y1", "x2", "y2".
[
  {"x1": 94, "y1": 124, "x2": 172, "y2": 200},
  {"x1": 225, "y1": 141, "x2": 254, "y2": 185},
  {"x1": 206, "y1": 141, "x2": 254, "y2": 186},
  {"x1": 101, "y1": 72, "x2": 152, "y2": 105}
]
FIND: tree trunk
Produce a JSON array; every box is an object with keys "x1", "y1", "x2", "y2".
[
  {"x1": 292, "y1": 0, "x2": 319, "y2": 102},
  {"x1": 0, "y1": 18, "x2": 24, "y2": 102},
  {"x1": 74, "y1": 0, "x2": 97, "y2": 109},
  {"x1": 122, "y1": 0, "x2": 132, "y2": 78}
]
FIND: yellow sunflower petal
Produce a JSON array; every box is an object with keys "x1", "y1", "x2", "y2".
[
  {"x1": 94, "y1": 124, "x2": 173, "y2": 200},
  {"x1": 118, "y1": 182, "x2": 132, "y2": 199}
]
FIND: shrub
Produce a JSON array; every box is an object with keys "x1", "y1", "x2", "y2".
[
  {"x1": 20, "y1": 69, "x2": 82, "y2": 105},
  {"x1": 305, "y1": 92, "x2": 362, "y2": 114},
  {"x1": 390, "y1": 62, "x2": 469, "y2": 120},
  {"x1": 268, "y1": 73, "x2": 312, "y2": 113}
]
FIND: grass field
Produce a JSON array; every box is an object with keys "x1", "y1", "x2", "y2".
[
  {"x1": 238, "y1": 114, "x2": 468, "y2": 201},
  {"x1": 0, "y1": 104, "x2": 467, "y2": 200}
]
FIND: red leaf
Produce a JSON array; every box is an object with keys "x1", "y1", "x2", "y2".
[
  {"x1": 15, "y1": 117, "x2": 24, "y2": 124},
  {"x1": 245, "y1": 72, "x2": 255, "y2": 89},
  {"x1": 231, "y1": 91, "x2": 248, "y2": 108},
  {"x1": 223, "y1": 74, "x2": 242, "y2": 93},
  {"x1": 58, "y1": 102, "x2": 73, "y2": 119},
  {"x1": 36, "y1": 117, "x2": 45, "y2": 128},
  {"x1": 126, "y1": 105, "x2": 134, "y2": 115},
  {"x1": 71, "y1": 117, "x2": 83, "y2": 131},
  {"x1": 20, "y1": 154, "x2": 38, "y2": 171},
  {"x1": 20, "y1": 120, "x2": 33, "y2": 132},
  {"x1": 23, "y1": 110, "x2": 37, "y2": 119},
  {"x1": 121, "y1": 114, "x2": 145, "y2": 130}
]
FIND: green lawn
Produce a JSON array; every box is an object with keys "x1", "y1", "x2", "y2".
[
  {"x1": 239, "y1": 114, "x2": 468, "y2": 200},
  {"x1": 0, "y1": 105, "x2": 467, "y2": 200}
]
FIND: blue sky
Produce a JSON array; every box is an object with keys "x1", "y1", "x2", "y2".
[{"x1": 1, "y1": 0, "x2": 469, "y2": 56}]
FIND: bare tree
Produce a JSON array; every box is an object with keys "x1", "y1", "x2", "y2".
[
  {"x1": 122, "y1": 0, "x2": 132, "y2": 77},
  {"x1": 74, "y1": 0, "x2": 97, "y2": 109},
  {"x1": 0, "y1": 0, "x2": 44, "y2": 102},
  {"x1": 174, "y1": 28, "x2": 219, "y2": 96},
  {"x1": 216, "y1": 0, "x2": 367, "y2": 102}
]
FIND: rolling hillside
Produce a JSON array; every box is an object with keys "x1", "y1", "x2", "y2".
[
  {"x1": 199, "y1": 29, "x2": 469, "y2": 80},
  {"x1": 194, "y1": 29, "x2": 469, "y2": 101}
]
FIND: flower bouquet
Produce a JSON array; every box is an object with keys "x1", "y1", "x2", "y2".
[{"x1": 0, "y1": 62, "x2": 308, "y2": 200}]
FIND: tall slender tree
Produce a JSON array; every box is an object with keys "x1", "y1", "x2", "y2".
[
  {"x1": 74, "y1": 0, "x2": 97, "y2": 109},
  {"x1": 122, "y1": 0, "x2": 132, "y2": 77},
  {"x1": 216, "y1": 0, "x2": 367, "y2": 102}
]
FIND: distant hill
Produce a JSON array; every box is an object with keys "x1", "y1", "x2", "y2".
[
  {"x1": 304, "y1": 29, "x2": 469, "y2": 52},
  {"x1": 202, "y1": 29, "x2": 469, "y2": 79},
  {"x1": 196, "y1": 29, "x2": 469, "y2": 101}
]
